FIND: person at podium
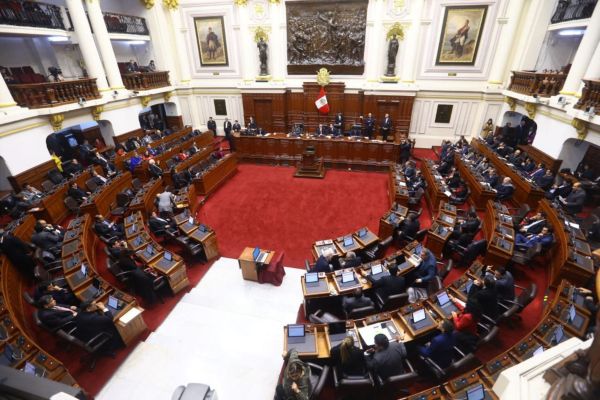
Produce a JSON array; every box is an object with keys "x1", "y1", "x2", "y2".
[
  {"x1": 246, "y1": 117, "x2": 258, "y2": 135},
  {"x1": 315, "y1": 123, "x2": 326, "y2": 136},
  {"x1": 365, "y1": 113, "x2": 375, "y2": 139},
  {"x1": 334, "y1": 112, "x2": 344, "y2": 136},
  {"x1": 329, "y1": 123, "x2": 339, "y2": 137},
  {"x1": 380, "y1": 114, "x2": 392, "y2": 141}
]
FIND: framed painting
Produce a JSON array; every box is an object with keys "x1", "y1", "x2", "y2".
[
  {"x1": 194, "y1": 16, "x2": 229, "y2": 67},
  {"x1": 435, "y1": 104, "x2": 453, "y2": 123},
  {"x1": 435, "y1": 5, "x2": 488, "y2": 66}
]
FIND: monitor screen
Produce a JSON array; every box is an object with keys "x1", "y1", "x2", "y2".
[
  {"x1": 569, "y1": 304, "x2": 576, "y2": 322},
  {"x1": 328, "y1": 321, "x2": 346, "y2": 335},
  {"x1": 414, "y1": 243, "x2": 423, "y2": 255},
  {"x1": 342, "y1": 271, "x2": 355, "y2": 283},
  {"x1": 371, "y1": 264, "x2": 383, "y2": 275},
  {"x1": 80, "y1": 263, "x2": 87, "y2": 277},
  {"x1": 23, "y1": 361, "x2": 37, "y2": 375},
  {"x1": 199, "y1": 224, "x2": 208, "y2": 232},
  {"x1": 188, "y1": 216, "x2": 194, "y2": 225},
  {"x1": 145, "y1": 244, "x2": 154, "y2": 255},
  {"x1": 553, "y1": 325, "x2": 564, "y2": 344},
  {"x1": 412, "y1": 309, "x2": 426, "y2": 323},
  {"x1": 287, "y1": 324, "x2": 305, "y2": 338},
  {"x1": 134, "y1": 235, "x2": 143, "y2": 246},
  {"x1": 108, "y1": 295, "x2": 119, "y2": 309},
  {"x1": 343, "y1": 236, "x2": 353, "y2": 247},
  {"x1": 389, "y1": 213, "x2": 398, "y2": 223},
  {"x1": 533, "y1": 346, "x2": 544, "y2": 356},
  {"x1": 441, "y1": 215, "x2": 453, "y2": 224},
  {"x1": 252, "y1": 247, "x2": 260, "y2": 260},
  {"x1": 358, "y1": 228, "x2": 367, "y2": 238},
  {"x1": 164, "y1": 251, "x2": 172, "y2": 261},
  {"x1": 305, "y1": 273, "x2": 318, "y2": 283},
  {"x1": 466, "y1": 384, "x2": 485, "y2": 400},
  {"x1": 436, "y1": 291, "x2": 450, "y2": 306}
]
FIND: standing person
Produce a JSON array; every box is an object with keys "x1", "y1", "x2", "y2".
[
  {"x1": 365, "y1": 113, "x2": 375, "y2": 139},
  {"x1": 207, "y1": 117, "x2": 217, "y2": 137},
  {"x1": 223, "y1": 117, "x2": 234, "y2": 151},
  {"x1": 0, "y1": 229, "x2": 36, "y2": 280},
  {"x1": 275, "y1": 349, "x2": 311, "y2": 400},
  {"x1": 334, "y1": 112, "x2": 344, "y2": 136},
  {"x1": 399, "y1": 138, "x2": 411, "y2": 164},
  {"x1": 206, "y1": 27, "x2": 220, "y2": 60},
  {"x1": 380, "y1": 113, "x2": 392, "y2": 141}
]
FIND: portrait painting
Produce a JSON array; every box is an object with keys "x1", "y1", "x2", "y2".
[
  {"x1": 435, "y1": 5, "x2": 488, "y2": 66},
  {"x1": 194, "y1": 16, "x2": 228, "y2": 67}
]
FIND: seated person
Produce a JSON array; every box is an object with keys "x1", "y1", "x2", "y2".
[
  {"x1": 534, "y1": 169, "x2": 555, "y2": 191},
  {"x1": 67, "y1": 182, "x2": 90, "y2": 203},
  {"x1": 408, "y1": 171, "x2": 426, "y2": 192},
  {"x1": 403, "y1": 161, "x2": 416, "y2": 179},
  {"x1": 19, "y1": 183, "x2": 43, "y2": 202},
  {"x1": 455, "y1": 211, "x2": 480, "y2": 236},
  {"x1": 34, "y1": 281, "x2": 78, "y2": 306},
  {"x1": 366, "y1": 265, "x2": 405, "y2": 302},
  {"x1": 495, "y1": 177, "x2": 515, "y2": 200},
  {"x1": 446, "y1": 170, "x2": 461, "y2": 188},
  {"x1": 91, "y1": 151, "x2": 116, "y2": 176},
  {"x1": 467, "y1": 275, "x2": 499, "y2": 320},
  {"x1": 117, "y1": 246, "x2": 160, "y2": 305},
  {"x1": 406, "y1": 248, "x2": 438, "y2": 303},
  {"x1": 330, "y1": 337, "x2": 367, "y2": 377},
  {"x1": 395, "y1": 212, "x2": 420, "y2": 242},
  {"x1": 560, "y1": 182, "x2": 586, "y2": 214},
  {"x1": 507, "y1": 149, "x2": 523, "y2": 166},
  {"x1": 489, "y1": 266, "x2": 515, "y2": 301},
  {"x1": 275, "y1": 349, "x2": 311, "y2": 400},
  {"x1": 315, "y1": 123, "x2": 326, "y2": 136},
  {"x1": 419, "y1": 320, "x2": 456, "y2": 369},
  {"x1": 340, "y1": 251, "x2": 361, "y2": 269},
  {"x1": 90, "y1": 169, "x2": 108, "y2": 187},
  {"x1": 148, "y1": 211, "x2": 177, "y2": 235},
  {"x1": 449, "y1": 182, "x2": 468, "y2": 203},
  {"x1": 311, "y1": 249, "x2": 334, "y2": 273},
  {"x1": 37, "y1": 294, "x2": 77, "y2": 330},
  {"x1": 148, "y1": 159, "x2": 163, "y2": 178},
  {"x1": 94, "y1": 215, "x2": 124, "y2": 239},
  {"x1": 448, "y1": 294, "x2": 479, "y2": 353},
  {"x1": 519, "y1": 157, "x2": 536, "y2": 173},
  {"x1": 483, "y1": 168, "x2": 499, "y2": 188},
  {"x1": 495, "y1": 142, "x2": 513, "y2": 158},
  {"x1": 529, "y1": 163, "x2": 546, "y2": 180},
  {"x1": 62, "y1": 159, "x2": 83, "y2": 177},
  {"x1": 546, "y1": 180, "x2": 572, "y2": 200},
  {"x1": 515, "y1": 226, "x2": 553, "y2": 250},
  {"x1": 31, "y1": 223, "x2": 61, "y2": 255},
  {"x1": 342, "y1": 288, "x2": 374, "y2": 315},
  {"x1": 517, "y1": 211, "x2": 546, "y2": 234},
  {"x1": 37, "y1": 220, "x2": 65, "y2": 239},
  {"x1": 75, "y1": 300, "x2": 125, "y2": 354},
  {"x1": 366, "y1": 333, "x2": 407, "y2": 380},
  {"x1": 577, "y1": 164, "x2": 596, "y2": 181}
]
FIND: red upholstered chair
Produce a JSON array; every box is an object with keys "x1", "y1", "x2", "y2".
[{"x1": 258, "y1": 251, "x2": 285, "y2": 286}]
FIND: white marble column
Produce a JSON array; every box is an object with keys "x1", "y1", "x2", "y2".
[
  {"x1": 86, "y1": 0, "x2": 124, "y2": 90},
  {"x1": 0, "y1": 75, "x2": 17, "y2": 109},
  {"x1": 169, "y1": 8, "x2": 191, "y2": 84},
  {"x1": 65, "y1": 0, "x2": 108, "y2": 90},
  {"x1": 146, "y1": 5, "x2": 179, "y2": 84},
  {"x1": 366, "y1": 0, "x2": 385, "y2": 81},
  {"x1": 401, "y1": 0, "x2": 424, "y2": 83},
  {"x1": 583, "y1": 42, "x2": 600, "y2": 79},
  {"x1": 270, "y1": 1, "x2": 283, "y2": 81},
  {"x1": 488, "y1": 0, "x2": 525, "y2": 85},
  {"x1": 563, "y1": 4, "x2": 600, "y2": 94},
  {"x1": 237, "y1": 5, "x2": 253, "y2": 82}
]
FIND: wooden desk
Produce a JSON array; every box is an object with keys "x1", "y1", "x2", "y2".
[
  {"x1": 238, "y1": 247, "x2": 275, "y2": 282},
  {"x1": 128, "y1": 178, "x2": 163, "y2": 217},
  {"x1": 480, "y1": 353, "x2": 518, "y2": 385},
  {"x1": 354, "y1": 227, "x2": 378, "y2": 248},
  {"x1": 149, "y1": 253, "x2": 190, "y2": 294},
  {"x1": 312, "y1": 240, "x2": 343, "y2": 260},
  {"x1": 482, "y1": 201, "x2": 514, "y2": 266},
  {"x1": 193, "y1": 153, "x2": 238, "y2": 195},
  {"x1": 378, "y1": 206, "x2": 408, "y2": 239},
  {"x1": 390, "y1": 165, "x2": 410, "y2": 206},
  {"x1": 186, "y1": 225, "x2": 220, "y2": 261},
  {"x1": 403, "y1": 386, "x2": 446, "y2": 400},
  {"x1": 422, "y1": 160, "x2": 449, "y2": 212},
  {"x1": 80, "y1": 172, "x2": 132, "y2": 216},
  {"x1": 426, "y1": 222, "x2": 452, "y2": 259},
  {"x1": 455, "y1": 155, "x2": 497, "y2": 210}
]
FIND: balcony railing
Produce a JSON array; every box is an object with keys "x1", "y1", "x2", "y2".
[
  {"x1": 508, "y1": 71, "x2": 567, "y2": 97},
  {"x1": 551, "y1": 0, "x2": 597, "y2": 24},
  {"x1": 574, "y1": 79, "x2": 600, "y2": 110},
  {"x1": 103, "y1": 12, "x2": 149, "y2": 36},
  {"x1": 8, "y1": 78, "x2": 101, "y2": 109},
  {"x1": 122, "y1": 71, "x2": 171, "y2": 90},
  {"x1": 0, "y1": 0, "x2": 65, "y2": 30}
]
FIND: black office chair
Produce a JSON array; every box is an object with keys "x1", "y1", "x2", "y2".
[
  {"x1": 34, "y1": 265, "x2": 66, "y2": 288},
  {"x1": 132, "y1": 178, "x2": 143, "y2": 191},
  {"x1": 332, "y1": 368, "x2": 374, "y2": 399},
  {"x1": 345, "y1": 305, "x2": 377, "y2": 320},
  {"x1": 419, "y1": 346, "x2": 477, "y2": 381},
  {"x1": 510, "y1": 242, "x2": 543, "y2": 268},
  {"x1": 497, "y1": 283, "x2": 537, "y2": 324},
  {"x1": 307, "y1": 363, "x2": 330, "y2": 400},
  {"x1": 452, "y1": 239, "x2": 487, "y2": 267},
  {"x1": 509, "y1": 203, "x2": 531, "y2": 226},
  {"x1": 41, "y1": 180, "x2": 55, "y2": 192},
  {"x1": 476, "y1": 322, "x2": 499, "y2": 348},
  {"x1": 437, "y1": 259, "x2": 453, "y2": 280},
  {"x1": 375, "y1": 359, "x2": 418, "y2": 397},
  {"x1": 85, "y1": 178, "x2": 98, "y2": 192},
  {"x1": 64, "y1": 196, "x2": 80, "y2": 216},
  {"x1": 364, "y1": 235, "x2": 393, "y2": 261},
  {"x1": 308, "y1": 309, "x2": 341, "y2": 324},
  {"x1": 55, "y1": 324, "x2": 112, "y2": 371},
  {"x1": 375, "y1": 290, "x2": 408, "y2": 311},
  {"x1": 110, "y1": 192, "x2": 131, "y2": 217}
]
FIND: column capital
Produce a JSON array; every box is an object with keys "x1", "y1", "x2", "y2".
[
  {"x1": 140, "y1": 0, "x2": 155, "y2": 9},
  {"x1": 49, "y1": 114, "x2": 65, "y2": 131},
  {"x1": 91, "y1": 105, "x2": 103, "y2": 121},
  {"x1": 234, "y1": 0, "x2": 248, "y2": 6},
  {"x1": 571, "y1": 118, "x2": 588, "y2": 140},
  {"x1": 163, "y1": 0, "x2": 178, "y2": 10}
]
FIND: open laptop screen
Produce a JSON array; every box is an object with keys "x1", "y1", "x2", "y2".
[
  {"x1": 343, "y1": 236, "x2": 353, "y2": 247},
  {"x1": 108, "y1": 295, "x2": 119, "y2": 309},
  {"x1": 305, "y1": 273, "x2": 318, "y2": 283},
  {"x1": 466, "y1": 384, "x2": 485, "y2": 400},
  {"x1": 412, "y1": 309, "x2": 426, "y2": 323},
  {"x1": 553, "y1": 325, "x2": 564, "y2": 344},
  {"x1": 145, "y1": 244, "x2": 154, "y2": 255},
  {"x1": 252, "y1": 247, "x2": 260, "y2": 260},
  {"x1": 371, "y1": 264, "x2": 383, "y2": 275},
  {"x1": 287, "y1": 324, "x2": 305, "y2": 338},
  {"x1": 436, "y1": 291, "x2": 450, "y2": 306},
  {"x1": 358, "y1": 228, "x2": 367, "y2": 238},
  {"x1": 568, "y1": 304, "x2": 576, "y2": 322},
  {"x1": 341, "y1": 271, "x2": 355, "y2": 283},
  {"x1": 164, "y1": 251, "x2": 173, "y2": 261}
]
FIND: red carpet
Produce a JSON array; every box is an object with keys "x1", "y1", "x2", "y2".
[{"x1": 198, "y1": 164, "x2": 391, "y2": 267}]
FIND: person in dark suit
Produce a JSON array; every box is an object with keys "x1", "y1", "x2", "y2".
[
  {"x1": 247, "y1": 117, "x2": 257, "y2": 131},
  {"x1": 399, "y1": 138, "x2": 411, "y2": 164},
  {"x1": 419, "y1": 320, "x2": 456, "y2": 369},
  {"x1": 546, "y1": 180, "x2": 572, "y2": 200},
  {"x1": 311, "y1": 251, "x2": 333, "y2": 273},
  {"x1": 90, "y1": 170, "x2": 108, "y2": 187},
  {"x1": 207, "y1": 117, "x2": 217, "y2": 137},
  {"x1": 148, "y1": 159, "x2": 163, "y2": 179},
  {"x1": 490, "y1": 266, "x2": 515, "y2": 301},
  {"x1": 396, "y1": 212, "x2": 420, "y2": 243},
  {"x1": 117, "y1": 247, "x2": 159, "y2": 305},
  {"x1": 507, "y1": 149, "x2": 523, "y2": 166},
  {"x1": 34, "y1": 281, "x2": 78, "y2": 306},
  {"x1": 37, "y1": 295, "x2": 77, "y2": 329},
  {"x1": 467, "y1": 275, "x2": 499, "y2": 319},
  {"x1": 495, "y1": 177, "x2": 515, "y2": 200},
  {"x1": 223, "y1": 118, "x2": 232, "y2": 137},
  {"x1": 515, "y1": 226, "x2": 554, "y2": 250},
  {"x1": 561, "y1": 182, "x2": 586, "y2": 214},
  {"x1": 334, "y1": 113, "x2": 344, "y2": 136},
  {"x1": 341, "y1": 251, "x2": 361, "y2": 269},
  {"x1": 315, "y1": 123, "x2": 326, "y2": 136},
  {"x1": 366, "y1": 265, "x2": 405, "y2": 302},
  {"x1": 456, "y1": 212, "x2": 480, "y2": 236},
  {"x1": 148, "y1": 211, "x2": 176, "y2": 235},
  {"x1": 75, "y1": 300, "x2": 124, "y2": 353},
  {"x1": 0, "y1": 229, "x2": 36, "y2": 280},
  {"x1": 409, "y1": 248, "x2": 437, "y2": 287},
  {"x1": 232, "y1": 120, "x2": 241, "y2": 132},
  {"x1": 330, "y1": 336, "x2": 367, "y2": 376},
  {"x1": 342, "y1": 288, "x2": 374, "y2": 315},
  {"x1": 403, "y1": 161, "x2": 416, "y2": 179},
  {"x1": 380, "y1": 114, "x2": 392, "y2": 141},
  {"x1": 366, "y1": 333, "x2": 407, "y2": 379},
  {"x1": 535, "y1": 169, "x2": 555, "y2": 191},
  {"x1": 365, "y1": 113, "x2": 375, "y2": 139},
  {"x1": 517, "y1": 211, "x2": 547, "y2": 235},
  {"x1": 94, "y1": 215, "x2": 124, "y2": 238},
  {"x1": 529, "y1": 163, "x2": 546, "y2": 180},
  {"x1": 31, "y1": 223, "x2": 61, "y2": 255},
  {"x1": 62, "y1": 159, "x2": 83, "y2": 177},
  {"x1": 516, "y1": 119, "x2": 528, "y2": 145},
  {"x1": 67, "y1": 182, "x2": 89, "y2": 204},
  {"x1": 483, "y1": 168, "x2": 499, "y2": 188}
]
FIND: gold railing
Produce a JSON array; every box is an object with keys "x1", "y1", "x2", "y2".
[
  {"x1": 574, "y1": 79, "x2": 600, "y2": 110},
  {"x1": 8, "y1": 78, "x2": 101, "y2": 109},
  {"x1": 508, "y1": 71, "x2": 566, "y2": 97},
  {"x1": 121, "y1": 71, "x2": 171, "y2": 91}
]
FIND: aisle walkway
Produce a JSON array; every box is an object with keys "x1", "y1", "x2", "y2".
[{"x1": 97, "y1": 257, "x2": 304, "y2": 400}]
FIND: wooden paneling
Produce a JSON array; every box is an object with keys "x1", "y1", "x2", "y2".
[
  {"x1": 518, "y1": 144, "x2": 562, "y2": 174},
  {"x1": 114, "y1": 128, "x2": 144, "y2": 145},
  {"x1": 8, "y1": 160, "x2": 57, "y2": 192},
  {"x1": 242, "y1": 82, "x2": 414, "y2": 140},
  {"x1": 166, "y1": 115, "x2": 184, "y2": 130}
]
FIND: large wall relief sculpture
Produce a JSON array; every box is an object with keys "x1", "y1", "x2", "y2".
[{"x1": 286, "y1": 0, "x2": 368, "y2": 75}]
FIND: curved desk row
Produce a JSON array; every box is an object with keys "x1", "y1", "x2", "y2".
[
  {"x1": 129, "y1": 178, "x2": 164, "y2": 219},
  {"x1": 80, "y1": 172, "x2": 133, "y2": 217},
  {"x1": 192, "y1": 153, "x2": 238, "y2": 196},
  {"x1": 454, "y1": 154, "x2": 497, "y2": 211},
  {"x1": 422, "y1": 160, "x2": 451, "y2": 212},
  {"x1": 481, "y1": 201, "x2": 515, "y2": 267},
  {"x1": 389, "y1": 164, "x2": 410, "y2": 206}
]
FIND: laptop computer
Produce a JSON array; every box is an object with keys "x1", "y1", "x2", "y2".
[
  {"x1": 164, "y1": 251, "x2": 173, "y2": 262},
  {"x1": 341, "y1": 271, "x2": 355, "y2": 286},
  {"x1": 436, "y1": 291, "x2": 451, "y2": 307},
  {"x1": 23, "y1": 361, "x2": 45, "y2": 377},
  {"x1": 411, "y1": 308, "x2": 429, "y2": 329},
  {"x1": 357, "y1": 228, "x2": 367, "y2": 238},
  {"x1": 466, "y1": 384, "x2": 485, "y2": 400},
  {"x1": 464, "y1": 279, "x2": 474, "y2": 294},
  {"x1": 304, "y1": 272, "x2": 319, "y2": 287},
  {"x1": 80, "y1": 263, "x2": 87, "y2": 277},
  {"x1": 253, "y1": 247, "x2": 269, "y2": 263},
  {"x1": 532, "y1": 346, "x2": 544, "y2": 356},
  {"x1": 343, "y1": 236, "x2": 354, "y2": 247},
  {"x1": 108, "y1": 295, "x2": 121, "y2": 310},
  {"x1": 552, "y1": 325, "x2": 565, "y2": 344},
  {"x1": 328, "y1": 321, "x2": 347, "y2": 342},
  {"x1": 199, "y1": 224, "x2": 208, "y2": 232},
  {"x1": 145, "y1": 244, "x2": 154, "y2": 256},
  {"x1": 568, "y1": 304, "x2": 576, "y2": 323},
  {"x1": 287, "y1": 324, "x2": 306, "y2": 344},
  {"x1": 133, "y1": 235, "x2": 144, "y2": 247}
]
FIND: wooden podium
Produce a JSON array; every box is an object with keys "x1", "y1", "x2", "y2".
[
  {"x1": 238, "y1": 247, "x2": 275, "y2": 281},
  {"x1": 294, "y1": 146, "x2": 325, "y2": 178}
]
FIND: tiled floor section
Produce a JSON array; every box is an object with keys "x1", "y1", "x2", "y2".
[{"x1": 97, "y1": 257, "x2": 304, "y2": 400}]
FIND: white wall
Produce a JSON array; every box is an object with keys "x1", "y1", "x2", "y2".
[
  {"x1": 111, "y1": 40, "x2": 154, "y2": 66},
  {"x1": 535, "y1": 30, "x2": 582, "y2": 71}
]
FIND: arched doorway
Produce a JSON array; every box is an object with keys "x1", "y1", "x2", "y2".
[
  {"x1": 138, "y1": 102, "x2": 182, "y2": 131},
  {"x1": 45, "y1": 121, "x2": 108, "y2": 162},
  {"x1": 0, "y1": 156, "x2": 12, "y2": 191},
  {"x1": 498, "y1": 111, "x2": 538, "y2": 145}
]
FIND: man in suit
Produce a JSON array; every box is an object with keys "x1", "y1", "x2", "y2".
[
  {"x1": 148, "y1": 211, "x2": 177, "y2": 235},
  {"x1": 418, "y1": 320, "x2": 456, "y2": 369},
  {"x1": 396, "y1": 212, "x2": 420, "y2": 242},
  {"x1": 365, "y1": 113, "x2": 375, "y2": 139},
  {"x1": 37, "y1": 295, "x2": 77, "y2": 329},
  {"x1": 31, "y1": 223, "x2": 61, "y2": 255},
  {"x1": 0, "y1": 229, "x2": 36, "y2": 280},
  {"x1": 515, "y1": 226, "x2": 554, "y2": 250},
  {"x1": 516, "y1": 119, "x2": 528, "y2": 145},
  {"x1": 495, "y1": 177, "x2": 515, "y2": 200},
  {"x1": 35, "y1": 281, "x2": 78, "y2": 306},
  {"x1": 67, "y1": 182, "x2": 89, "y2": 204},
  {"x1": 311, "y1": 249, "x2": 334, "y2": 273},
  {"x1": 380, "y1": 114, "x2": 392, "y2": 141},
  {"x1": 366, "y1": 333, "x2": 407, "y2": 380},
  {"x1": 517, "y1": 212, "x2": 547, "y2": 235},
  {"x1": 483, "y1": 168, "x2": 499, "y2": 188},
  {"x1": 467, "y1": 275, "x2": 499, "y2": 319},
  {"x1": 19, "y1": 183, "x2": 43, "y2": 202},
  {"x1": 507, "y1": 149, "x2": 523, "y2": 166},
  {"x1": 334, "y1": 112, "x2": 344, "y2": 136},
  {"x1": 529, "y1": 163, "x2": 546, "y2": 180},
  {"x1": 456, "y1": 211, "x2": 480, "y2": 236},
  {"x1": 148, "y1": 159, "x2": 163, "y2": 179},
  {"x1": 90, "y1": 170, "x2": 108, "y2": 187},
  {"x1": 207, "y1": 117, "x2": 217, "y2": 137},
  {"x1": 247, "y1": 117, "x2": 257, "y2": 131},
  {"x1": 91, "y1": 151, "x2": 116, "y2": 176},
  {"x1": 535, "y1": 169, "x2": 555, "y2": 191},
  {"x1": 62, "y1": 159, "x2": 83, "y2": 178},
  {"x1": 561, "y1": 182, "x2": 586, "y2": 214},
  {"x1": 399, "y1": 138, "x2": 411, "y2": 163},
  {"x1": 232, "y1": 120, "x2": 241, "y2": 132},
  {"x1": 75, "y1": 301, "x2": 124, "y2": 354},
  {"x1": 341, "y1": 251, "x2": 361, "y2": 269},
  {"x1": 546, "y1": 180, "x2": 572, "y2": 200},
  {"x1": 489, "y1": 266, "x2": 515, "y2": 301},
  {"x1": 409, "y1": 247, "x2": 437, "y2": 288},
  {"x1": 366, "y1": 265, "x2": 405, "y2": 302},
  {"x1": 223, "y1": 117, "x2": 232, "y2": 137},
  {"x1": 403, "y1": 161, "x2": 416, "y2": 179},
  {"x1": 315, "y1": 123, "x2": 326, "y2": 136},
  {"x1": 342, "y1": 288, "x2": 374, "y2": 315},
  {"x1": 94, "y1": 215, "x2": 124, "y2": 238}
]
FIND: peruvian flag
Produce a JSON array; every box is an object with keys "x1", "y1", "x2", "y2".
[{"x1": 315, "y1": 87, "x2": 330, "y2": 114}]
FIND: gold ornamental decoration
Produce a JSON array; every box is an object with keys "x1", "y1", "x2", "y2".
[
  {"x1": 234, "y1": 0, "x2": 248, "y2": 6},
  {"x1": 316, "y1": 68, "x2": 331, "y2": 87},
  {"x1": 386, "y1": 22, "x2": 405, "y2": 41},
  {"x1": 140, "y1": 0, "x2": 155, "y2": 9},
  {"x1": 524, "y1": 102, "x2": 537, "y2": 119},
  {"x1": 164, "y1": 91, "x2": 174, "y2": 102},
  {"x1": 571, "y1": 118, "x2": 588, "y2": 140},
  {"x1": 163, "y1": 0, "x2": 178, "y2": 10},
  {"x1": 504, "y1": 96, "x2": 516, "y2": 111},
  {"x1": 141, "y1": 96, "x2": 152, "y2": 107},
  {"x1": 253, "y1": 26, "x2": 270, "y2": 43},
  {"x1": 269, "y1": 0, "x2": 281, "y2": 4},
  {"x1": 91, "y1": 105, "x2": 103, "y2": 121},
  {"x1": 49, "y1": 114, "x2": 64, "y2": 131}
]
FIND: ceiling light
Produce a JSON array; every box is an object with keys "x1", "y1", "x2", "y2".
[
  {"x1": 558, "y1": 29, "x2": 586, "y2": 36},
  {"x1": 48, "y1": 36, "x2": 69, "y2": 42},
  {"x1": 128, "y1": 40, "x2": 146, "y2": 45}
]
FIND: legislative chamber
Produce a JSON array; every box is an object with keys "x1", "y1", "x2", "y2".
[{"x1": 0, "y1": 1, "x2": 599, "y2": 400}]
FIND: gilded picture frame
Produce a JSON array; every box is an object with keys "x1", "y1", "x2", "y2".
[
  {"x1": 435, "y1": 5, "x2": 488, "y2": 66},
  {"x1": 194, "y1": 16, "x2": 229, "y2": 67}
]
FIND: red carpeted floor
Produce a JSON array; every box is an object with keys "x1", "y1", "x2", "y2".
[{"x1": 197, "y1": 164, "x2": 391, "y2": 268}]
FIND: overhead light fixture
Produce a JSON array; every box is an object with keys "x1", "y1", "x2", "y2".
[
  {"x1": 128, "y1": 40, "x2": 146, "y2": 45},
  {"x1": 48, "y1": 36, "x2": 70, "y2": 42},
  {"x1": 558, "y1": 29, "x2": 586, "y2": 36}
]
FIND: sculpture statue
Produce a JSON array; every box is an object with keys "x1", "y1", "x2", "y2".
[
  {"x1": 386, "y1": 35, "x2": 399, "y2": 76},
  {"x1": 257, "y1": 37, "x2": 268, "y2": 76}
]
